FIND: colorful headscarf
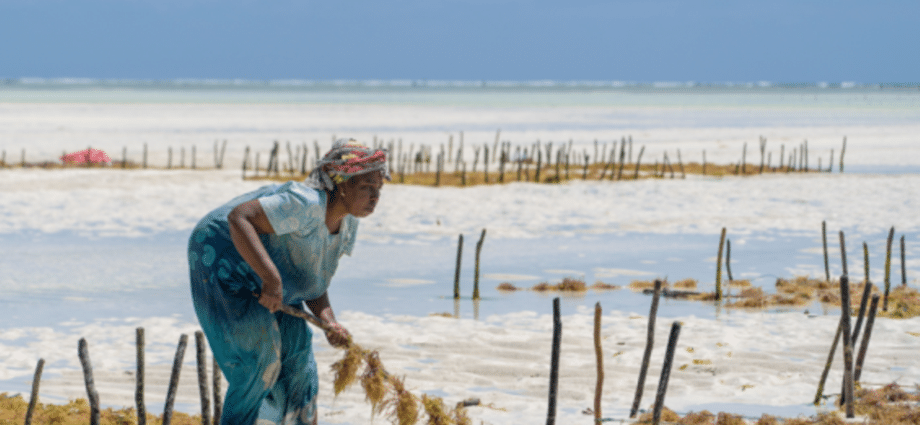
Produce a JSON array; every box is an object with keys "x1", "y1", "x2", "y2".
[{"x1": 305, "y1": 138, "x2": 390, "y2": 191}]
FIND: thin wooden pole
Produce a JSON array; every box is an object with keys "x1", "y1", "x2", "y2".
[
  {"x1": 535, "y1": 149, "x2": 542, "y2": 183},
  {"x1": 136, "y1": 327, "x2": 146, "y2": 425},
  {"x1": 822, "y1": 221, "x2": 830, "y2": 281},
  {"x1": 483, "y1": 145, "x2": 490, "y2": 184},
  {"x1": 241, "y1": 146, "x2": 250, "y2": 180},
  {"x1": 840, "y1": 231, "x2": 849, "y2": 276},
  {"x1": 726, "y1": 239, "x2": 734, "y2": 282},
  {"x1": 630, "y1": 280, "x2": 662, "y2": 418},
  {"x1": 212, "y1": 355, "x2": 222, "y2": 425},
  {"x1": 163, "y1": 334, "x2": 189, "y2": 425},
  {"x1": 652, "y1": 322, "x2": 682, "y2": 425},
  {"x1": 813, "y1": 315, "x2": 844, "y2": 405},
  {"x1": 741, "y1": 142, "x2": 747, "y2": 174},
  {"x1": 863, "y1": 242, "x2": 870, "y2": 285},
  {"x1": 716, "y1": 228, "x2": 727, "y2": 300},
  {"x1": 78, "y1": 338, "x2": 101, "y2": 425},
  {"x1": 453, "y1": 234, "x2": 463, "y2": 299},
  {"x1": 546, "y1": 297, "x2": 561, "y2": 425},
  {"x1": 633, "y1": 146, "x2": 645, "y2": 179},
  {"x1": 839, "y1": 137, "x2": 846, "y2": 173},
  {"x1": 902, "y1": 235, "x2": 907, "y2": 286},
  {"x1": 593, "y1": 302, "x2": 604, "y2": 423},
  {"x1": 473, "y1": 229, "x2": 486, "y2": 299},
  {"x1": 839, "y1": 275, "x2": 855, "y2": 418},
  {"x1": 884, "y1": 226, "x2": 895, "y2": 311},
  {"x1": 196, "y1": 331, "x2": 211, "y2": 425},
  {"x1": 854, "y1": 294, "x2": 881, "y2": 382},
  {"x1": 841, "y1": 281, "x2": 872, "y2": 400},
  {"x1": 852, "y1": 282, "x2": 873, "y2": 345},
  {"x1": 24, "y1": 358, "x2": 44, "y2": 425}
]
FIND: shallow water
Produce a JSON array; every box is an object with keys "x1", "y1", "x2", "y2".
[{"x1": 2, "y1": 227, "x2": 914, "y2": 333}]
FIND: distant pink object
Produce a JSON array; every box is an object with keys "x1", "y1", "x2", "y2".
[{"x1": 61, "y1": 148, "x2": 112, "y2": 164}]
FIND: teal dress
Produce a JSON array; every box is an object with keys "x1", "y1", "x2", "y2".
[{"x1": 188, "y1": 181, "x2": 358, "y2": 425}]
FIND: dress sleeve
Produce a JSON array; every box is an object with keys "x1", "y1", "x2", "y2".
[{"x1": 257, "y1": 183, "x2": 322, "y2": 235}]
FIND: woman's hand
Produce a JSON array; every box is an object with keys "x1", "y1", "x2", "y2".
[
  {"x1": 258, "y1": 280, "x2": 284, "y2": 313},
  {"x1": 323, "y1": 321, "x2": 351, "y2": 348}
]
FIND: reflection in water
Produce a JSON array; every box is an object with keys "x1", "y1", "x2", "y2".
[
  {"x1": 473, "y1": 298, "x2": 480, "y2": 321},
  {"x1": 454, "y1": 298, "x2": 460, "y2": 318}
]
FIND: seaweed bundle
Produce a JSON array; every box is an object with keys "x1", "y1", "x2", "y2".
[{"x1": 279, "y1": 304, "x2": 470, "y2": 425}]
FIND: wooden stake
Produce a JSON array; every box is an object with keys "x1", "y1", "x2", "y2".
[
  {"x1": 219, "y1": 140, "x2": 228, "y2": 169},
  {"x1": 840, "y1": 231, "x2": 849, "y2": 276},
  {"x1": 78, "y1": 338, "x2": 101, "y2": 425},
  {"x1": 196, "y1": 331, "x2": 211, "y2": 425},
  {"x1": 546, "y1": 297, "x2": 561, "y2": 425},
  {"x1": 854, "y1": 294, "x2": 880, "y2": 382},
  {"x1": 702, "y1": 149, "x2": 707, "y2": 175},
  {"x1": 454, "y1": 234, "x2": 463, "y2": 299},
  {"x1": 461, "y1": 161, "x2": 466, "y2": 186},
  {"x1": 839, "y1": 275, "x2": 855, "y2": 418},
  {"x1": 726, "y1": 239, "x2": 734, "y2": 282},
  {"x1": 136, "y1": 327, "x2": 146, "y2": 425},
  {"x1": 212, "y1": 355, "x2": 222, "y2": 425},
  {"x1": 841, "y1": 280, "x2": 872, "y2": 399},
  {"x1": 741, "y1": 142, "x2": 747, "y2": 174},
  {"x1": 676, "y1": 149, "x2": 685, "y2": 179},
  {"x1": 634, "y1": 146, "x2": 645, "y2": 179},
  {"x1": 901, "y1": 235, "x2": 907, "y2": 286},
  {"x1": 483, "y1": 145, "x2": 490, "y2": 183},
  {"x1": 652, "y1": 322, "x2": 682, "y2": 425},
  {"x1": 813, "y1": 315, "x2": 843, "y2": 405},
  {"x1": 630, "y1": 280, "x2": 662, "y2": 418},
  {"x1": 884, "y1": 226, "x2": 894, "y2": 311},
  {"x1": 616, "y1": 140, "x2": 627, "y2": 180},
  {"x1": 535, "y1": 149, "x2": 542, "y2": 183},
  {"x1": 593, "y1": 302, "x2": 603, "y2": 423},
  {"x1": 716, "y1": 228, "x2": 727, "y2": 300},
  {"x1": 839, "y1": 137, "x2": 846, "y2": 173},
  {"x1": 822, "y1": 221, "x2": 830, "y2": 282},
  {"x1": 163, "y1": 334, "x2": 189, "y2": 425},
  {"x1": 863, "y1": 242, "x2": 870, "y2": 285},
  {"x1": 473, "y1": 229, "x2": 486, "y2": 299},
  {"x1": 24, "y1": 358, "x2": 44, "y2": 425}
]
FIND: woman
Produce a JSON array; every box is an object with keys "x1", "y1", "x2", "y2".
[{"x1": 188, "y1": 139, "x2": 387, "y2": 425}]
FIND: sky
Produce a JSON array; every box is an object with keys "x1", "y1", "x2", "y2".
[{"x1": 0, "y1": 0, "x2": 918, "y2": 83}]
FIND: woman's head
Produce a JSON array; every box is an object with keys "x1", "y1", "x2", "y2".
[
  {"x1": 306, "y1": 138, "x2": 389, "y2": 217},
  {"x1": 306, "y1": 138, "x2": 390, "y2": 190}
]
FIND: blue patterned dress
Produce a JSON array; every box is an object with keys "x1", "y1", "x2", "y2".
[{"x1": 188, "y1": 181, "x2": 357, "y2": 425}]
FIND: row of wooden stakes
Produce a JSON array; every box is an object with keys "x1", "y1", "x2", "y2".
[{"x1": 22, "y1": 329, "x2": 221, "y2": 425}]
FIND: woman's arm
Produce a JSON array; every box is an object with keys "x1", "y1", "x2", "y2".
[
  {"x1": 306, "y1": 292, "x2": 351, "y2": 348},
  {"x1": 228, "y1": 199, "x2": 284, "y2": 313}
]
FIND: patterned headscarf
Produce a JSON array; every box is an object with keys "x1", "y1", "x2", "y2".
[{"x1": 305, "y1": 138, "x2": 390, "y2": 191}]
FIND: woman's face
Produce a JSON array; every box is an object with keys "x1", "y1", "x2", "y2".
[{"x1": 341, "y1": 172, "x2": 384, "y2": 218}]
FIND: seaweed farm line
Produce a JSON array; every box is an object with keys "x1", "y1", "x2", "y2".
[{"x1": 0, "y1": 134, "x2": 849, "y2": 188}]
